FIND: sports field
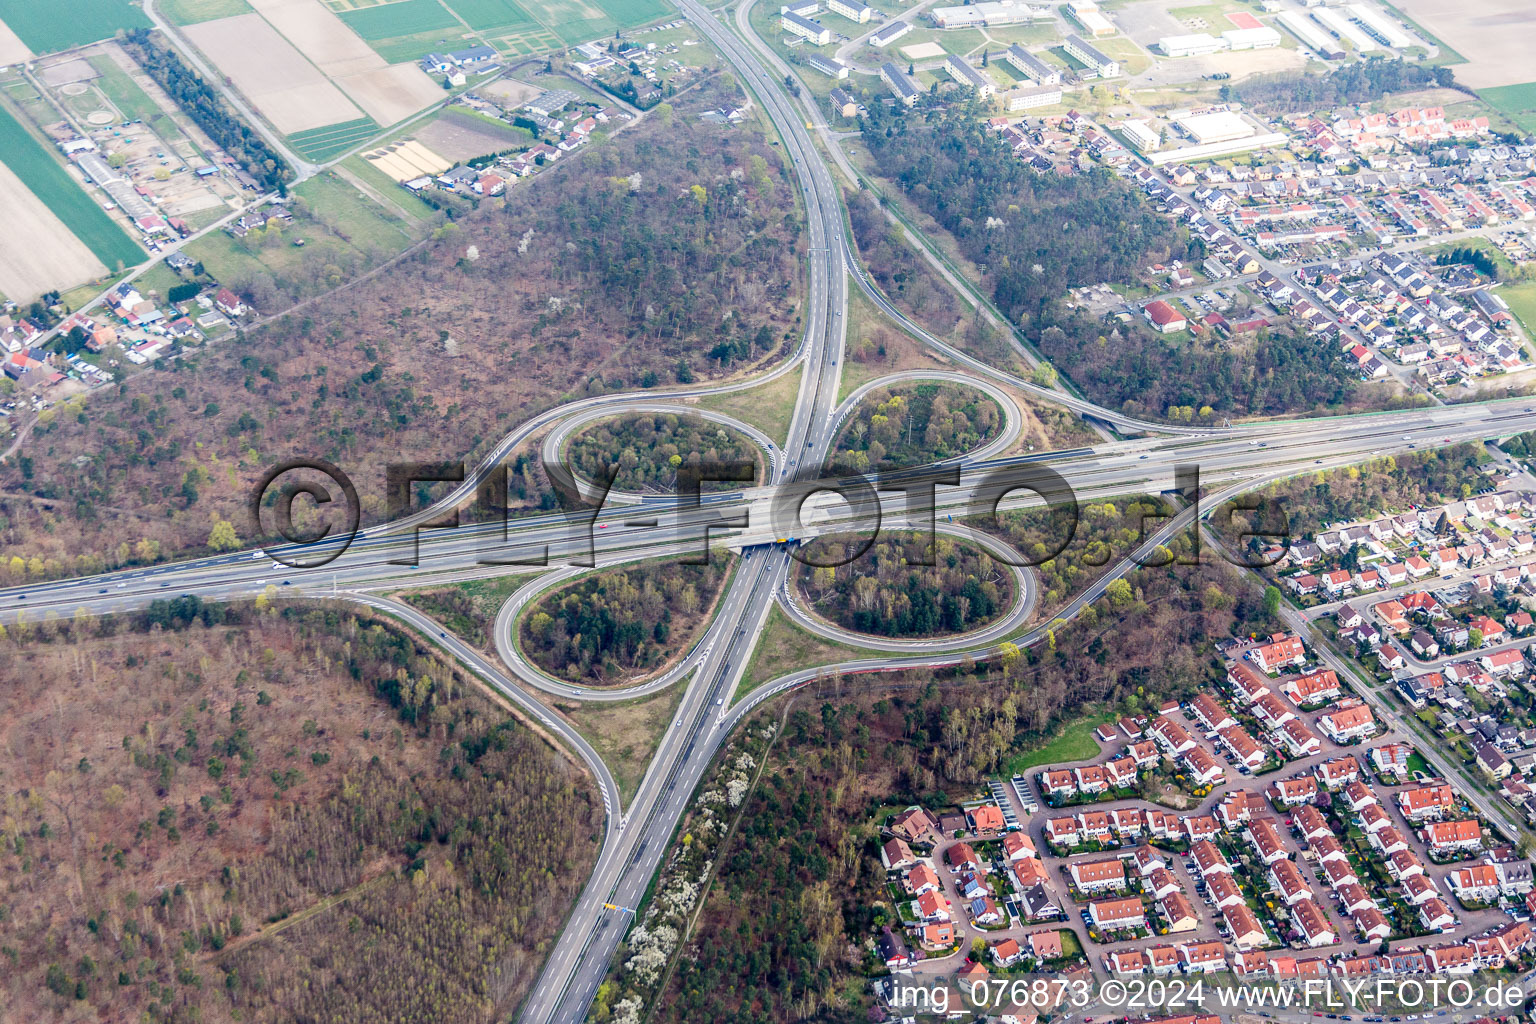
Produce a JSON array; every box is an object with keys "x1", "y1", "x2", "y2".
[
  {"x1": 1478, "y1": 81, "x2": 1536, "y2": 135},
  {"x1": 0, "y1": 102, "x2": 141, "y2": 271},
  {"x1": 0, "y1": 0, "x2": 151, "y2": 54},
  {"x1": 288, "y1": 116, "x2": 380, "y2": 160}
]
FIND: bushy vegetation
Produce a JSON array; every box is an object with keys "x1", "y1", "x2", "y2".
[
  {"x1": 846, "y1": 189, "x2": 963, "y2": 338},
  {"x1": 979, "y1": 497, "x2": 1176, "y2": 614},
  {"x1": 1217, "y1": 445, "x2": 1489, "y2": 544},
  {"x1": 1036, "y1": 318, "x2": 1366, "y2": 420},
  {"x1": 832, "y1": 382, "x2": 1000, "y2": 471},
  {"x1": 796, "y1": 533, "x2": 1009, "y2": 637},
  {"x1": 0, "y1": 602, "x2": 598, "y2": 1024},
  {"x1": 861, "y1": 105, "x2": 1186, "y2": 324},
  {"x1": 521, "y1": 559, "x2": 732, "y2": 683},
  {"x1": 1227, "y1": 59, "x2": 1455, "y2": 114},
  {"x1": 123, "y1": 30, "x2": 292, "y2": 191},
  {"x1": 565, "y1": 412, "x2": 762, "y2": 493}
]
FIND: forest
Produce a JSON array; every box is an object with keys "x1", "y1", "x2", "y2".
[
  {"x1": 122, "y1": 31, "x2": 292, "y2": 191},
  {"x1": 1216, "y1": 444, "x2": 1490, "y2": 547},
  {"x1": 642, "y1": 546, "x2": 1275, "y2": 1024},
  {"x1": 846, "y1": 190, "x2": 964, "y2": 341},
  {"x1": 565, "y1": 412, "x2": 763, "y2": 493},
  {"x1": 0, "y1": 77, "x2": 803, "y2": 577},
  {"x1": 521, "y1": 558, "x2": 733, "y2": 684},
  {"x1": 832, "y1": 382, "x2": 1000, "y2": 471},
  {"x1": 795, "y1": 533, "x2": 1010, "y2": 637},
  {"x1": 860, "y1": 105, "x2": 1188, "y2": 325},
  {"x1": 0, "y1": 602, "x2": 599, "y2": 1024},
  {"x1": 1034, "y1": 316, "x2": 1373, "y2": 421},
  {"x1": 979, "y1": 496, "x2": 1176, "y2": 614},
  {"x1": 1226, "y1": 59, "x2": 1456, "y2": 114}
]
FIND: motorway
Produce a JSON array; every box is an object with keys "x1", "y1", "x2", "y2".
[{"x1": 9, "y1": 3, "x2": 1536, "y2": 1022}]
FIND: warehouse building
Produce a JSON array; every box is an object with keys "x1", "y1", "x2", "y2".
[
  {"x1": 1222, "y1": 26, "x2": 1281, "y2": 49},
  {"x1": 1346, "y1": 4, "x2": 1411, "y2": 48},
  {"x1": 1276, "y1": 9, "x2": 1343, "y2": 57},
  {"x1": 1159, "y1": 32, "x2": 1225, "y2": 56},
  {"x1": 1065, "y1": 0, "x2": 1115, "y2": 37}
]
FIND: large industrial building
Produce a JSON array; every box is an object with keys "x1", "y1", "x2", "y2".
[
  {"x1": 930, "y1": 0, "x2": 1049, "y2": 28},
  {"x1": 1275, "y1": 10, "x2": 1344, "y2": 58},
  {"x1": 1159, "y1": 33, "x2": 1225, "y2": 57},
  {"x1": 1004, "y1": 44, "x2": 1060, "y2": 85},
  {"x1": 1063, "y1": 34, "x2": 1120, "y2": 77},
  {"x1": 1175, "y1": 110, "x2": 1255, "y2": 145},
  {"x1": 1064, "y1": 0, "x2": 1115, "y2": 37}
]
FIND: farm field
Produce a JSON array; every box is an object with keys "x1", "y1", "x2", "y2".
[
  {"x1": 1478, "y1": 81, "x2": 1536, "y2": 135},
  {"x1": 288, "y1": 115, "x2": 380, "y2": 160},
  {"x1": 158, "y1": 0, "x2": 256, "y2": 23},
  {"x1": 185, "y1": 13, "x2": 365, "y2": 133},
  {"x1": 338, "y1": 0, "x2": 460, "y2": 39},
  {"x1": 0, "y1": 0, "x2": 150, "y2": 54},
  {"x1": 448, "y1": 0, "x2": 671, "y2": 47},
  {"x1": 0, "y1": 15, "x2": 27, "y2": 63},
  {"x1": 337, "y1": 0, "x2": 471, "y2": 61},
  {"x1": 416, "y1": 105, "x2": 530, "y2": 160},
  {"x1": 0, "y1": 157, "x2": 105, "y2": 302},
  {"x1": 0, "y1": 102, "x2": 141, "y2": 273},
  {"x1": 1388, "y1": 0, "x2": 1535, "y2": 87}
]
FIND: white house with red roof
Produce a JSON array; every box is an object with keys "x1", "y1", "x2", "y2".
[
  {"x1": 1249, "y1": 633, "x2": 1306, "y2": 673},
  {"x1": 1142, "y1": 299, "x2": 1187, "y2": 333}
]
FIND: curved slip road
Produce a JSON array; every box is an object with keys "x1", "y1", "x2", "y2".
[
  {"x1": 538, "y1": 402, "x2": 782, "y2": 505},
  {"x1": 775, "y1": 520, "x2": 1038, "y2": 653}
]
